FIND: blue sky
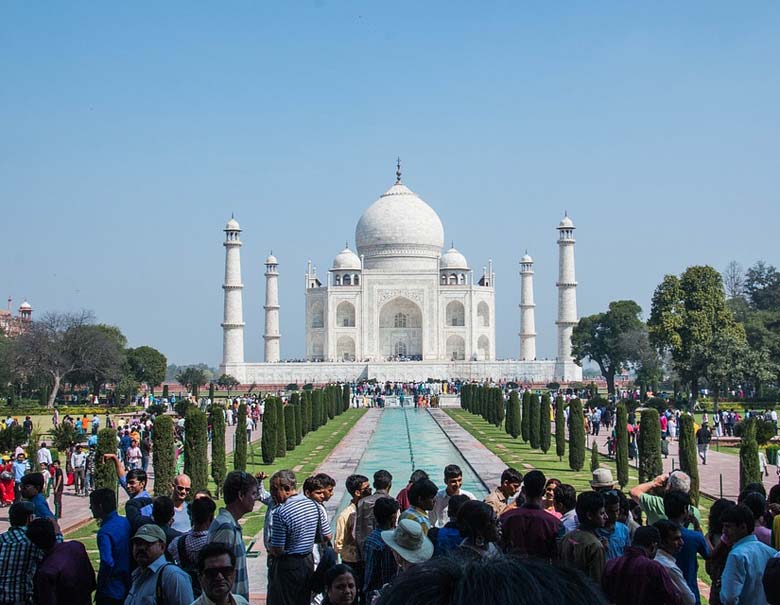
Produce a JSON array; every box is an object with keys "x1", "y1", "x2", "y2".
[{"x1": 2, "y1": 3, "x2": 778, "y2": 365}]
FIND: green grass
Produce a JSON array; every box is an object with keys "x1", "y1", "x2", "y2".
[{"x1": 68, "y1": 408, "x2": 367, "y2": 570}]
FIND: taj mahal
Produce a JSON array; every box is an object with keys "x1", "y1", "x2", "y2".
[{"x1": 219, "y1": 164, "x2": 582, "y2": 386}]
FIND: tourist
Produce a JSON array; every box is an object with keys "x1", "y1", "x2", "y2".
[
  {"x1": 483, "y1": 468, "x2": 522, "y2": 516},
  {"x1": 720, "y1": 504, "x2": 777, "y2": 605},
  {"x1": 590, "y1": 468, "x2": 618, "y2": 493},
  {"x1": 429, "y1": 494, "x2": 469, "y2": 557},
  {"x1": 543, "y1": 478, "x2": 562, "y2": 517},
  {"x1": 400, "y1": 477, "x2": 438, "y2": 535},
  {"x1": 456, "y1": 500, "x2": 500, "y2": 559},
  {"x1": 151, "y1": 495, "x2": 184, "y2": 546},
  {"x1": 90, "y1": 488, "x2": 131, "y2": 605},
  {"x1": 705, "y1": 499, "x2": 736, "y2": 605},
  {"x1": 27, "y1": 517, "x2": 94, "y2": 605},
  {"x1": 653, "y1": 520, "x2": 696, "y2": 605},
  {"x1": 12, "y1": 452, "x2": 29, "y2": 502},
  {"x1": 430, "y1": 465, "x2": 475, "y2": 528},
  {"x1": 0, "y1": 502, "x2": 43, "y2": 604},
  {"x1": 37, "y1": 442, "x2": 53, "y2": 467},
  {"x1": 363, "y1": 497, "x2": 400, "y2": 599},
  {"x1": 191, "y1": 542, "x2": 249, "y2": 605},
  {"x1": 739, "y1": 490, "x2": 772, "y2": 546},
  {"x1": 321, "y1": 563, "x2": 357, "y2": 605},
  {"x1": 168, "y1": 495, "x2": 216, "y2": 597},
  {"x1": 170, "y1": 474, "x2": 193, "y2": 532},
  {"x1": 696, "y1": 422, "x2": 712, "y2": 465},
  {"x1": 601, "y1": 490, "x2": 631, "y2": 560},
  {"x1": 0, "y1": 455, "x2": 14, "y2": 506},
  {"x1": 70, "y1": 445, "x2": 87, "y2": 496},
  {"x1": 602, "y1": 526, "x2": 687, "y2": 605},
  {"x1": 334, "y1": 474, "x2": 369, "y2": 581},
  {"x1": 554, "y1": 484, "x2": 578, "y2": 532},
  {"x1": 663, "y1": 490, "x2": 710, "y2": 604},
  {"x1": 103, "y1": 454, "x2": 154, "y2": 528},
  {"x1": 256, "y1": 470, "x2": 284, "y2": 558},
  {"x1": 629, "y1": 471, "x2": 702, "y2": 526},
  {"x1": 125, "y1": 524, "x2": 193, "y2": 605},
  {"x1": 396, "y1": 469, "x2": 429, "y2": 512},
  {"x1": 559, "y1": 491, "x2": 608, "y2": 583},
  {"x1": 354, "y1": 470, "x2": 393, "y2": 554},
  {"x1": 208, "y1": 470, "x2": 257, "y2": 602},
  {"x1": 20, "y1": 472, "x2": 55, "y2": 520},
  {"x1": 268, "y1": 469, "x2": 331, "y2": 605},
  {"x1": 382, "y1": 518, "x2": 434, "y2": 573},
  {"x1": 125, "y1": 439, "x2": 142, "y2": 471},
  {"x1": 500, "y1": 470, "x2": 563, "y2": 560}
]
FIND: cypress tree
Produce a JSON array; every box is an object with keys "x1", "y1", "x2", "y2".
[
  {"x1": 152, "y1": 415, "x2": 176, "y2": 496},
  {"x1": 302, "y1": 391, "x2": 312, "y2": 436},
  {"x1": 461, "y1": 384, "x2": 470, "y2": 411},
  {"x1": 678, "y1": 414, "x2": 700, "y2": 504},
  {"x1": 184, "y1": 408, "x2": 209, "y2": 494},
  {"x1": 506, "y1": 391, "x2": 521, "y2": 438},
  {"x1": 210, "y1": 405, "x2": 226, "y2": 498},
  {"x1": 740, "y1": 418, "x2": 761, "y2": 491},
  {"x1": 485, "y1": 387, "x2": 494, "y2": 424},
  {"x1": 284, "y1": 402, "x2": 296, "y2": 451},
  {"x1": 261, "y1": 397, "x2": 276, "y2": 464},
  {"x1": 95, "y1": 428, "x2": 119, "y2": 491},
  {"x1": 234, "y1": 403, "x2": 248, "y2": 471},
  {"x1": 540, "y1": 394, "x2": 551, "y2": 454},
  {"x1": 521, "y1": 390, "x2": 531, "y2": 442},
  {"x1": 342, "y1": 384, "x2": 351, "y2": 413},
  {"x1": 615, "y1": 402, "x2": 629, "y2": 488},
  {"x1": 555, "y1": 396, "x2": 566, "y2": 461},
  {"x1": 291, "y1": 392, "x2": 303, "y2": 445},
  {"x1": 529, "y1": 394, "x2": 541, "y2": 449},
  {"x1": 568, "y1": 398, "x2": 586, "y2": 472},
  {"x1": 208, "y1": 383, "x2": 215, "y2": 402},
  {"x1": 591, "y1": 439, "x2": 600, "y2": 472},
  {"x1": 312, "y1": 390, "x2": 322, "y2": 431},
  {"x1": 324, "y1": 387, "x2": 334, "y2": 421},
  {"x1": 638, "y1": 409, "x2": 663, "y2": 483},
  {"x1": 495, "y1": 389, "x2": 505, "y2": 428},
  {"x1": 162, "y1": 384, "x2": 169, "y2": 400},
  {"x1": 275, "y1": 398, "x2": 287, "y2": 458}
]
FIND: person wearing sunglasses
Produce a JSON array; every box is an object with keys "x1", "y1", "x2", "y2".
[
  {"x1": 192, "y1": 542, "x2": 247, "y2": 605},
  {"x1": 171, "y1": 474, "x2": 193, "y2": 532}
]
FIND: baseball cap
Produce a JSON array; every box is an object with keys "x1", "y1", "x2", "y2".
[{"x1": 132, "y1": 524, "x2": 166, "y2": 543}]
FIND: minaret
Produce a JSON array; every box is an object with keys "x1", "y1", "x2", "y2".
[
  {"x1": 221, "y1": 217, "x2": 245, "y2": 367},
  {"x1": 519, "y1": 253, "x2": 536, "y2": 360},
  {"x1": 264, "y1": 253, "x2": 281, "y2": 362},
  {"x1": 556, "y1": 213, "x2": 578, "y2": 364}
]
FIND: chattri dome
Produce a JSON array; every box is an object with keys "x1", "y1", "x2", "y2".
[
  {"x1": 558, "y1": 214, "x2": 574, "y2": 229},
  {"x1": 440, "y1": 248, "x2": 469, "y2": 270},
  {"x1": 355, "y1": 182, "x2": 444, "y2": 260},
  {"x1": 332, "y1": 247, "x2": 361, "y2": 270},
  {"x1": 225, "y1": 217, "x2": 241, "y2": 231}
]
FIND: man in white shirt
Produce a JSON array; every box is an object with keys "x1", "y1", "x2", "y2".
[
  {"x1": 429, "y1": 464, "x2": 475, "y2": 528},
  {"x1": 70, "y1": 445, "x2": 88, "y2": 496},
  {"x1": 653, "y1": 519, "x2": 696, "y2": 605},
  {"x1": 37, "y1": 442, "x2": 53, "y2": 466}
]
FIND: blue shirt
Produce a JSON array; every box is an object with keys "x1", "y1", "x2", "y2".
[
  {"x1": 96, "y1": 510, "x2": 131, "y2": 600},
  {"x1": 720, "y1": 534, "x2": 776, "y2": 605},
  {"x1": 675, "y1": 527, "x2": 710, "y2": 605},
  {"x1": 118, "y1": 477, "x2": 153, "y2": 517},
  {"x1": 600, "y1": 522, "x2": 631, "y2": 560},
  {"x1": 12, "y1": 460, "x2": 29, "y2": 481},
  {"x1": 125, "y1": 554, "x2": 193, "y2": 605},
  {"x1": 30, "y1": 493, "x2": 55, "y2": 520}
]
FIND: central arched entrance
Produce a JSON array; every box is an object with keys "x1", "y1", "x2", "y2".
[{"x1": 379, "y1": 297, "x2": 423, "y2": 360}]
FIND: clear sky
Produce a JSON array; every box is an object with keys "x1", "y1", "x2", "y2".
[{"x1": 2, "y1": 3, "x2": 778, "y2": 366}]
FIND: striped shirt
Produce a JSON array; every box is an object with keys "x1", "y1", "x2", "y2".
[
  {"x1": 399, "y1": 507, "x2": 432, "y2": 535},
  {"x1": 271, "y1": 494, "x2": 330, "y2": 555},
  {"x1": 208, "y1": 509, "x2": 248, "y2": 601},
  {"x1": 0, "y1": 526, "x2": 47, "y2": 603}
]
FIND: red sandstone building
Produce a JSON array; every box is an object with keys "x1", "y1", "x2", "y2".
[{"x1": 0, "y1": 297, "x2": 33, "y2": 337}]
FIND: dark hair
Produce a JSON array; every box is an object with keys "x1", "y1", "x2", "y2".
[
  {"x1": 409, "y1": 478, "x2": 438, "y2": 507},
  {"x1": 27, "y1": 518, "x2": 57, "y2": 550},
  {"x1": 739, "y1": 491, "x2": 766, "y2": 521},
  {"x1": 126, "y1": 469, "x2": 147, "y2": 484},
  {"x1": 409, "y1": 469, "x2": 429, "y2": 484},
  {"x1": 769, "y1": 485, "x2": 780, "y2": 506},
  {"x1": 373, "y1": 470, "x2": 393, "y2": 491},
  {"x1": 764, "y1": 558, "x2": 780, "y2": 605},
  {"x1": 501, "y1": 468, "x2": 523, "y2": 484},
  {"x1": 21, "y1": 472, "x2": 44, "y2": 491},
  {"x1": 457, "y1": 500, "x2": 497, "y2": 541},
  {"x1": 721, "y1": 504, "x2": 755, "y2": 530},
  {"x1": 653, "y1": 519, "x2": 681, "y2": 543},
  {"x1": 346, "y1": 474, "x2": 369, "y2": 496},
  {"x1": 448, "y1": 494, "x2": 471, "y2": 519},
  {"x1": 545, "y1": 478, "x2": 561, "y2": 489},
  {"x1": 8, "y1": 503, "x2": 32, "y2": 527},
  {"x1": 90, "y1": 488, "x2": 117, "y2": 514},
  {"x1": 197, "y1": 542, "x2": 236, "y2": 573},
  {"x1": 708, "y1": 499, "x2": 736, "y2": 536},
  {"x1": 223, "y1": 471, "x2": 258, "y2": 505},
  {"x1": 325, "y1": 563, "x2": 356, "y2": 591},
  {"x1": 632, "y1": 526, "x2": 661, "y2": 548},
  {"x1": 373, "y1": 497, "x2": 400, "y2": 526},
  {"x1": 662, "y1": 490, "x2": 691, "y2": 521},
  {"x1": 191, "y1": 496, "x2": 217, "y2": 525},
  {"x1": 444, "y1": 465, "x2": 462, "y2": 481},
  {"x1": 522, "y1": 470, "x2": 546, "y2": 499},
  {"x1": 743, "y1": 482, "x2": 767, "y2": 497},
  {"x1": 153, "y1": 495, "x2": 175, "y2": 525},
  {"x1": 575, "y1": 491, "x2": 604, "y2": 522},
  {"x1": 553, "y1": 484, "x2": 577, "y2": 512},
  {"x1": 314, "y1": 472, "x2": 336, "y2": 488}
]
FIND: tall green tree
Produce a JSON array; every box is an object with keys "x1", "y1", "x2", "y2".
[
  {"x1": 94, "y1": 428, "x2": 119, "y2": 491},
  {"x1": 615, "y1": 402, "x2": 629, "y2": 488},
  {"x1": 275, "y1": 398, "x2": 287, "y2": 458},
  {"x1": 176, "y1": 367, "x2": 209, "y2": 397},
  {"x1": 260, "y1": 397, "x2": 277, "y2": 464},
  {"x1": 740, "y1": 418, "x2": 762, "y2": 491},
  {"x1": 184, "y1": 408, "x2": 209, "y2": 494},
  {"x1": 572, "y1": 300, "x2": 644, "y2": 395},
  {"x1": 302, "y1": 391, "x2": 312, "y2": 436},
  {"x1": 234, "y1": 403, "x2": 248, "y2": 470},
  {"x1": 311, "y1": 390, "x2": 322, "y2": 431},
  {"x1": 539, "y1": 394, "x2": 551, "y2": 454},
  {"x1": 127, "y1": 346, "x2": 167, "y2": 394},
  {"x1": 638, "y1": 409, "x2": 663, "y2": 483},
  {"x1": 568, "y1": 399, "x2": 586, "y2": 471},
  {"x1": 745, "y1": 261, "x2": 780, "y2": 311},
  {"x1": 494, "y1": 389, "x2": 505, "y2": 427},
  {"x1": 210, "y1": 405, "x2": 226, "y2": 498},
  {"x1": 342, "y1": 384, "x2": 351, "y2": 413},
  {"x1": 677, "y1": 414, "x2": 699, "y2": 504},
  {"x1": 284, "y1": 402, "x2": 296, "y2": 451},
  {"x1": 521, "y1": 390, "x2": 531, "y2": 442},
  {"x1": 529, "y1": 394, "x2": 541, "y2": 449},
  {"x1": 554, "y1": 396, "x2": 566, "y2": 461},
  {"x1": 506, "y1": 391, "x2": 521, "y2": 438},
  {"x1": 216, "y1": 374, "x2": 240, "y2": 399},
  {"x1": 291, "y1": 392, "x2": 303, "y2": 445},
  {"x1": 591, "y1": 440, "x2": 600, "y2": 472},
  {"x1": 152, "y1": 415, "x2": 176, "y2": 496}
]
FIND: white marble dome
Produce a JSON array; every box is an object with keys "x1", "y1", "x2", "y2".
[
  {"x1": 355, "y1": 183, "x2": 444, "y2": 259},
  {"x1": 520, "y1": 253, "x2": 533, "y2": 263},
  {"x1": 440, "y1": 248, "x2": 469, "y2": 270},
  {"x1": 265, "y1": 254, "x2": 278, "y2": 265},
  {"x1": 225, "y1": 217, "x2": 241, "y2": 231},
  {"x1": 19, "y1": 301, "x2": 31, "y2": 310},
  {"x1": 558, "y1": 215, "x2": 574, "y2": 229},
  {"x1": 332, "y1": 247, "x2": 361, "y2": 270}
]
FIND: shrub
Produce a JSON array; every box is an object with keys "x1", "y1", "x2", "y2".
[
  {"x1": 638, "y1": 409, "x2": 663, "y2": 483},
  {"x1": 146, "y1": 403, "x2": 167, "y2": 416},
  {"x1": 555, "y1": 395, "x2": 566, "y2": 461},
  {"x1": 233, "y1": 403, "x2": 248, "y2": 471},
  {"x1": 735, "y1": 419, "x2": 776, "y2": 446},
  {"x1": 568, "y1": 398, "x2": 586, "y2": 472},
  {"x1": 540, "y1": 394, "x2": 551, "y2": 454},
  {"x1": 644, "y1": 397, "x2": 667, "y2": 413},
  {"x1": 301, "y1": 391, "x2": 312, "y2": 437},
  {"x1": 494, "y1": 388, "x2": 505, "y2": 428},
  {"x1": 615, "y1": 402, "x2": 629, "y2": 488},
  {"x1": 49, "y1": 423, "x2": 78, "y2": 452},
  {"x1": 152, "y1": 415, "x2": 176, "y2": 496},
  {"x1": 284, "y1": 403, "x2": 296, "y2": 451},
  {"x1": 521, "y1": 391, "x2": 531, "y2": 442},
  {"x1": 311, "y1": 390, "x2": 322, "y2": 431},
  {"x1": 547, "y1": 382, "x2": 561, "y2": 391},
  {"x1": 678, "y1": 414, "x2": 699, "y2": 504},
  {"x1": 162, "y1": 384, "x2": 169, "y2": 400},
  {"x1": 529, "y1": 394, "x2": 541, "y2": 449},
  {"x1": 507, "y1": 391, "x2": 521, "y2": 439},
  {"x1": 275, "y1": 399, "x2": 287, "y2": 458},
  {"x1": 184, "y1": 408, "x2": 209, "y2": 495},
  {"x1": 261, "y1": 397, "x2": 276, "y2": 465},
  {"x1": 210, "y1": 405, "x2": 226, "y2": 498},
  {"x1": 291, "y1": 392, "x2": 303, "y2": 445},
  {"x1": 94, "y1": 428, "x2": 119, "y2": 491},
  {"x1": 740, "y1": 419, "x2": 761, "y2": 491},
  {"x1": 0, "y1": 424, "x2": 29, "y2": 452},
  {"x1": 591, "y1": 440, "x2": 600, "y2": 472},
  {"x1": 342, "y1": 384, "x2": 351, "y2": 413},
  {"x1": 174, "y1": 399, "x2": 191, "y2": 418}
]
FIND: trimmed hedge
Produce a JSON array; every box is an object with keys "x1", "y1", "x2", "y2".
[
  {"x1": 152, "y1": 415, "x2": 176, "y2": 496},
  {"x1": 507, "y1": 391, "x2": 521, "y2": 439},
  {"x1": 529, "y1": 394, "x2": 541, "y2": 449},
  {"x1": 554, "y1": 395, "x2": 566, "y2": 461},
  {"x1": 284, "y1": 403, "x2": 296, "y2": 451},
  {"x1": 540, "y1": 394, "x2": 551, "y2": 454},
  {"x1": 233, "y1": 403, "x2": 248, "y2": 471},
  {"x1": 678, "y1": 414, "x2": 699, "y2": 504},
  {"x1": 261, "y1": 397, "x2": 277, "y2": 465},
  {"x1": 740, "y1": 418, "x2": 761, "y2": 491},
  {"x1": 94, "y1": 428, "x2": 119, "y2": 491},
  {"x1": 638, "y1": 409, "x2": 663, "y2": 483},
  {"x1": 615, "y1": 402, "x2": 629, "y2": 488},
  {"x1": 521, "y1": 391, "x2": 531, "y2": 442},
  {"x1": 184, "y1": 407, "x2": 209, "y2": 495},
  {"x1": 568, "y1": 398, "x2": 586, "y2": 472},
  {"x1": 210, "y1": 405, "x2": 226, "y2": 498}
]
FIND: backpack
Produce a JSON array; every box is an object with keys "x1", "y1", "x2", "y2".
[{"x1": 176, "y1": 535, "x2": 202, "y2": 597}]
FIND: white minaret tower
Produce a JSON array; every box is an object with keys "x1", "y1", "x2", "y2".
[
  {"x1": 556, "y1": 213, "x2": 578, "y2": 365},
  {"x1": 263, "y1": 252, "x2": 281, "y2": 362},
  {"x1": 221, "y1": 216, "x2": 245, "y2": 367},
  {"x1": 519, "y1": 252, "x2": 536, "y2": 360}
]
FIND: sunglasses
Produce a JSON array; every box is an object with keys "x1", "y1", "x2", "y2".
[
  {"x1": 202, "y1": 566, "x2": 235, "y2": 580},
  {"x1": 176, "y1": 486, "x2": 191, "y2": 492}
]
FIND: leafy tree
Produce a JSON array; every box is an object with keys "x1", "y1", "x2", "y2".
[
  {"x1": 127, "y1": 346, "x2": 167, "y2": 393},
  {"x1": 568, "y1": 399, "x2": 586, "y2": 471},
  {"x1": 678, "y1": 414, "x2": 699, "y2": 504},
  {"x1": 152, "y1": 415, "x2": 176, "y2": 496},
  {"x1": 529, "y1": 394, "x2": 541, "y2": 449},
  {"x1": 234, "y1": 403, "x2": 248, "y2": 470},
  {"x1": 540, "y1": 394, "x2": 551, "y2": 454},
  {"x1": 0, "y1": 424, "x2": 27, "y2": 452},
  {"x1": 591, "y1": 440, "x2": 600, "y2": 472},
  {"x1": 176, "y1": 367, "x2": 208, "y2": 398},
  {"x1": 162, "y1": 384, "x2": 169, "y2": 400},
  {"x1": 618, "y1": 327, "x2": 663, "y2": 399},
  {"x1": 50, "y1": 423, "x2": 78, "y2": 452},
  {"x1": 184, "y1": 408, "x2": 209, "y2": 495},
  {"x1": 506, "y1": 391, "x2": 521, "y2": 438},
  {"x1": 521, "y1": 391, "x2": 531, "y2": 442},
  {"x1": 739, "y1": 419, "x2": 762, "y2": 491},
  {"x1": 745, "y1": 261, "x2": 780, "y2": 311},
  {"x1": 572, "y1": 300, "x2": 644, "y2": 395},
  {"x1": 554, "y1": 395, "x2": 566, "y2": 461},
  {"x1": 216, "y1": 374, "x2": 240, "y2": 399},
  {"x1": 615, "y1": 402, "x2": 629, "y2": 488},
  {"x1": 649, "y1": 266, "x2": 744, "y2": 408},
  {"x1": 68, "y1": 324, "x2": 127, "y2": 397},
  {"x1": 284, "y1": 402, "x2": 296, "y2": 451},
  {"x1": 638, "y1": 409, "x2": 663, "y2": 483},
  {"x1": 210, "y1": 405, "x2": 226, "y2": 498},
  {"x1": 261, "y1": 397, "x2": 277, "y2": 464},
  {"x1": 94, "y1": 428, "x2": 119, "y2": 491}
]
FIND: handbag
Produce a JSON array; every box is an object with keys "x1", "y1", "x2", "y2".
[{"x1": 0, "y1": 471, "x2": 12, "y2": 481}]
